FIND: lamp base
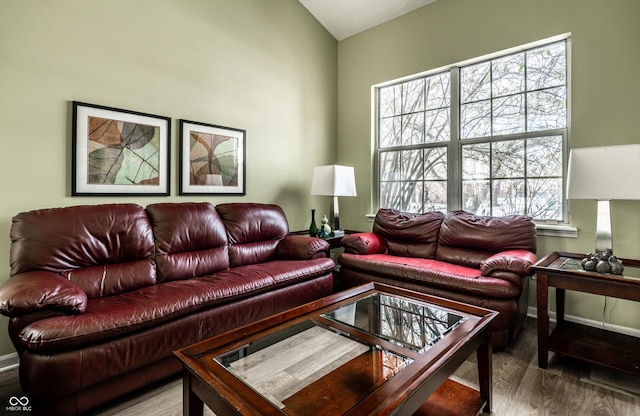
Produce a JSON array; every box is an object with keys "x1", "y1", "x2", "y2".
[
  {"x1": 595, "y1": 199, "x2": 613, "y2": 255},
  {"x1": 584, "y1": 200, "x2": 624, "y2": 275},
  {"x1": 330, "y1": 196, "x2": 341, "y2": 232}
]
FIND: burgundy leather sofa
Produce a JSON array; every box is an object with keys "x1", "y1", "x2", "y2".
[
  {"x1": 0, "y1": 202, "x2": 334, "y2": 415},
  {"x1": 338, "y1": 209, "x2": 537, "y2": 348}
]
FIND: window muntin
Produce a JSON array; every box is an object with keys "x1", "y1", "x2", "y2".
[
  {"x1": 376, "y1": 39, "x2": 568, "y2": 221},
  {"x1": 461, "y1": 135, "x2": 563, "y2": 219},
  {"x1": 460, "y1": 42, "x2": 567, "y2": 139},
  {"x1": 378, "y1": 72, "x2": 451, "y2": 213}
]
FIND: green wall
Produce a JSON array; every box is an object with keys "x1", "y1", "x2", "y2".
[
  {"x1": 2, "y1": 0, "x2": 640, "y2": 358},
  {"x1": 0, "y1": 0, "x2": 337, "y2": 356},
  {"x1": 337, "y1": 0, "x2": 640, "y2": 331}
]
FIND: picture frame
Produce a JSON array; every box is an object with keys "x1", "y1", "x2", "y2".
[
  {"x1": 179, "y1": 120, "x2": 246, "y2": 195},
  {"x1": 72, "y1": 101, "x2": 171, "y2": 196}
]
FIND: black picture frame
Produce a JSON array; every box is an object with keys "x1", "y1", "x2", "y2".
[
  {"x1": 72, "y1": 101, "x2": 171, "y2": 196},
  {"x1": 179, "y1": 119, "x2": 246, "y2": 196}
]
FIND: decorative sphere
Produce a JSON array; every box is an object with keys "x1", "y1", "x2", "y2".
[
  {"x1": 596, "y1": 260, "x2": 611, "y2": 274},
  {"x1": 608, "y1": 256, "x2": 624, "y2": 275},
  {"x1": 609, "y1": 261, "x2": 624, "y2": 275},
  {"x1": 583, "y1": 260, "x2": 597, "y2": 271},
  {"x1": 581, "y1": 257, "x2": 590, "y2": 269}
]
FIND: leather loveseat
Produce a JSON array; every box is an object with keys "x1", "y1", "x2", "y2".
[
  {"x1": 338, "y1": 209, "x2": 537, "y2": 348},
  {"x1": 0, "y1": 202, "x2": 334, "y2": 415}
]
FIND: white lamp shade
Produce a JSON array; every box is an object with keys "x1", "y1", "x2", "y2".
[
  {"x1": 567, "y1": 144, "x2": 640, "y2": 200},
  {"x1": 310, "y1": 165, "x2": 357, "y2": 197}
]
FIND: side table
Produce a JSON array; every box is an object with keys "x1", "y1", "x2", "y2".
[{"x1": 532, "y1": 252, "x2": 640, "y2": 376}]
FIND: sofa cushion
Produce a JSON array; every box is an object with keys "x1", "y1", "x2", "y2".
[
  {"x1": 438, "y1": 210, "x2": 537, "y2": 253},
  {"x1": 338, "y1": 253, "x2": 521, "y2": 299},
  {"x1": 216, "y1": 203, "x2": 289, "y2": 267},
  {"x1": 146, "y1": 202, "x2": 230, "y2": 282},
  {"x1": 435, "y1": 211, "x2": 536, "y2": 268},
  {"x1": 372, "y1": 209, "x2": 444, "y2": 258},
  {"x1": 10, "y1": 204, "x2": 156, "y2": 298},
  {"x1": 15, "y1": 257, "x2": 334, "y2": 353}
]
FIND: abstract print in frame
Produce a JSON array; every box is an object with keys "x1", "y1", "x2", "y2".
[
  {"x1": 179, "y1": 120, "x2": 246, "y2": 195},
  {"x1": 72, "y1": 101, "x2": 171, "y2": 196}
]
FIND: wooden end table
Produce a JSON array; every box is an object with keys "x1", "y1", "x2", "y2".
[{"x1": 533, "y1": 252, "x2": 640, "y2": 375}]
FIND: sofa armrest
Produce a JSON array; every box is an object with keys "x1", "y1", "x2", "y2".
[
  {"x1": 277, "y1": 235, "x2": 330, "y2": 260},
  {"x1": 0, "y1": 271, "x2": 87, "y2": 317},
  {"x1": 480, "y1": 250, "x2": 538, "y2": 276},
  {"x1": 341, "y1": 232, "x2": 387, "y2": 255}
]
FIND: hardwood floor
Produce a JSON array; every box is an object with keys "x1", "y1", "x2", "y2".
[{"x1": 1, "y1": 318, "x2": 639, "y2": 415}]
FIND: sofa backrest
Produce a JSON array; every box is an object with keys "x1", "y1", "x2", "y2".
[
  {"x1": 436, "y1": 210, "x2": 537, "y2": 268},
  {"x1": 216, "y1": 203, "x2": 289, "y2": 267},
  {"x1": 373, "y1": 209, "x2": 444, "y2": 259},
  {"x1": 10, "y1": 204, "x2": 156, "y2": 298},
  {"x1": 146, "y1": 202, "x2": 230, "y2": 282}
]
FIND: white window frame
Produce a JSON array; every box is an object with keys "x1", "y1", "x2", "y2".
[{"x1": 372, "y1": 34, "x2": 572, "y2": 230}]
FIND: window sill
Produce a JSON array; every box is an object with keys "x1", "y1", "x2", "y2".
[
  {"x1": 535, "y1": 223, "x2": 578, "y2": 238},
  {"x1": 366, "y1": 214, "x2": 577, "y2": 238}
]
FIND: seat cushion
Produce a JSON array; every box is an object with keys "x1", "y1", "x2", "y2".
[
  {"x1": 16, "y1": 257, "x2": 334, "y2": 353},
  {"x1": 339, "y1": 253, "x2": 520, "y2": 299}
]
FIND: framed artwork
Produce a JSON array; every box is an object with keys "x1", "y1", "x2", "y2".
[
  {"x1": 72, "y1": 101, "x2": 171, "y2": 196},
  {"x1": 179, "y1": 120, "x2": 246, "y2": 195}
]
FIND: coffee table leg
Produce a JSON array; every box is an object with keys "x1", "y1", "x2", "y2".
[
  {"x1": 477, "y1": 338, "x2": 492, "y2": 413},
  {"x1": 183, "y1": 372, "x2": 204, "y2": 416}
]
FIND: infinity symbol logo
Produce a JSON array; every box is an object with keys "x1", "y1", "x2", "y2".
[{"x1": 9, "y1": 396, "x2": 29, "y2": 406}]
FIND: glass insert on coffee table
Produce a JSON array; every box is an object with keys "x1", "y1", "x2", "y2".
[
  {"x1": 175, "y1": 283, "x2": 498, "y2": 416},
  {"x1": 216, "y1": 320, "x2": 413, "y2": 413},
  {"x1": 322, "y1": 293, "x2": 468, "y2": 353}
]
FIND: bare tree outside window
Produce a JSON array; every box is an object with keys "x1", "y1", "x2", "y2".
[{"x1": 377, "y1": 39, "x2": 568, "y2": 221}]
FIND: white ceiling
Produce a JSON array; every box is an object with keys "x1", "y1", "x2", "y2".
[{"x1": 298, "y1": 0, "x2": 440, "y2": 41}]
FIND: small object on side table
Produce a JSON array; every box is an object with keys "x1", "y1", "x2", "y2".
[
  {"x1": 318, "y1": 215, "x2": 331, "y2": 238},
  {"x1": 609, "y1": 255, "x2": 624, "y2": 275},
  {"x1": 309, "y1": 209, "x2": 318, "y2": 237},
  {"x1": 581, "y1": 251, "x2": 624, "y2": 275}
]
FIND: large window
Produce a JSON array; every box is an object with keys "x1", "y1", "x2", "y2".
[{"x1": 376, "y1": 38, "x2": 568, "y2": 221}]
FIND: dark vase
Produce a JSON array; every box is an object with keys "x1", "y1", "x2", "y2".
[{"x1": 309, "y1": 209, "x2": 318, "y2": 237}]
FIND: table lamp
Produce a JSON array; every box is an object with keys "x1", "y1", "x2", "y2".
[
  {"x1": 566, "y1": 144, "x2": 640, "y2": 257},
  {"x1": 311, "y1": 165, "x2": 357, "y2": 236}
]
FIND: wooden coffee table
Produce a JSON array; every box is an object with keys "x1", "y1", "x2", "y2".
[{"x1": 174, "y1": 283, "x2": 497, "y2": 416}]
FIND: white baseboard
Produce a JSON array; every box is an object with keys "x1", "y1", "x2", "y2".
[
  {"x1": 527, "y1": 306, "x2": 640, "y2": 338},
  {"x1": 0, "y1": 352, "x2": 19, "y2": 373}
]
